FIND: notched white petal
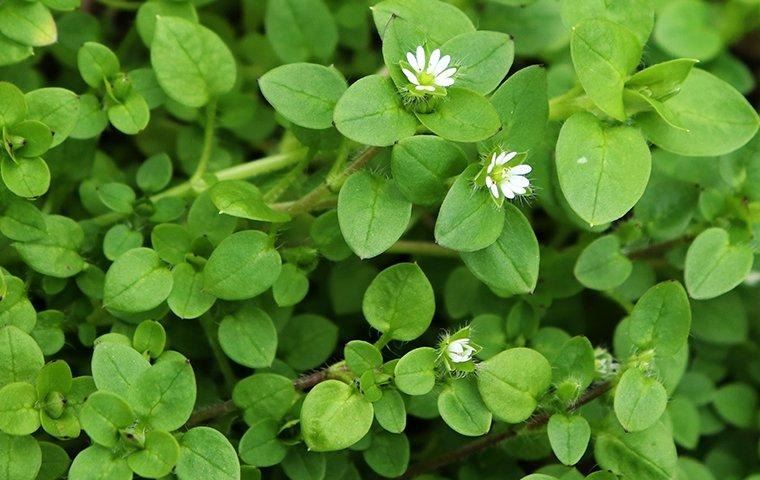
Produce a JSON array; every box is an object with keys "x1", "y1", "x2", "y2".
[
  {"x1": 510, "y1": 164, "x2": 532, "y2": 175},
  {"x1": 428, "y1": 49, "x2": 441, "y2": 72},
  {"x1": 402, "y1": 68, "x2": 420, "y2": 85},
  {"x1": 415, "y1": 46, "x2": 426, "y2": 73}
]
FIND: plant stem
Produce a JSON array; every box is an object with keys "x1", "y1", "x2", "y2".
[
  {"x1": 399, "y1": 380, "x2": 613, "y2": 479},
  {"x1": 199, "y1": 316, "x2": 237, "y2": 395},
  {"x1": 190, "y1": 100, "x2": 218, "y2": 184},
  {"x1": 625, "y1": 237, "x2": 690, "y2": 259},
  {"x1": 283, "y1": 146, "x2": 379, "y2": 215},
  {"x1": 387, "y1": 241, "x2": 459, "y2": 258}
]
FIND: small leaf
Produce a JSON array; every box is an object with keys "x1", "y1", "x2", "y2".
[
  {"x1": 127, "y1": 430, "x2": 180, "y2": 478},
  {"x1": 91, "y1": 342, "x2": 150, "y2": 397},
  {"x1": 393, "y1": 347, "x2": 437, "y2": 396},
  {"x1": 684, "y1": 228, "x2": 753, "y2": 299},
  {"x1": 259, "y1": 63, "x2": 347, "y2": 130},
  {"x1": 203, "y1": 230, "x2": 282, "y2": 300},
  {"x1": 103, "y1": 248, "x2": 173, "y2": 313},
  {"x1": 337, "y1": 171, "x2": 411, "y2": 259},
  {"x1": 68, "y1": 445, "x2": 132, "y2": 480},
  {"x1": 168, "y1": 263, "x2": 216, "y2": 319},
  {"x1": 0, "y1": 382, "x2": 40, "y2": 435},
  {"x1": 477, "y1": 347, "x2": 552, "y2": 423},
  {"x1": 300, "y1": 380, "x2": 374, "y2": 452},
  {"x1": 0, "y1": 0, "x2": 57, "y2": 47},
  {"x1": 362, "y1": 263, "x2": 434, "y2": 341},
  {"x1": 628, "y1": 281, "x2": 691, "y2": 355},
  {"x1": 547, "y1": 413, "x2": 591, "y2": 466},
  {"x1": 438, "y1": 378, "x2": 492, "y2": 436},
  {"x1": 573, "y1": 235, "x2": 632, "y2": 290},
  {"x1": 391, "y1": 135, "x2": 467, "y2": 205},
  {"x1": 77, "y1": 42, "x2": 120, "y2": 88},
  {"x1": 0, "y1": 432, "x2": 42, "y2": 480},
  {"x1": 614, "y1": 368, "x2": 668, "y2": 432},
  {"x1": 334, "y1": 75, "x2": 418, "y2": 146},
  {"x1": 1, "y1": 157, "x2": 51, "y2": 198},
  {"x1": 80, "y1": 391, "x2": 135, "y2": 447},
  {"x1": 151, "y1": 17, "x2": 237, "y2": 108},
  {"x1": 218, "y1": 306, "x2": 277, "y2": 369},
  {"x1": 415, "y1": 88, "x2": 501, "y2": 142},
  {"x1": 209, "y1": 180, "x2": 290, "y2": 223},
  {"x1": 128, "y1": 358, "x2": 196, "y2": 431}
]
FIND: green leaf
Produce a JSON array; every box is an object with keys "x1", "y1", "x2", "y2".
[
  {"x1": 487, "y1": 65, "x2": 549, "y2": 154},
  {"x1": 80, "y1": 391, "x2": 135, "y2": 447},
  {"x1": 281, "y1": 448, "x2": 325, "y2": 480},
  {"x1": 167, "y1": 263, "x2": 216, "y2": 319},
  {"x1": 277, "y1": 314, "x2": 338, "y2": 371},
  {"x1": 547, "y1": 413, "x2": 590, "y2": 466},
  {"x1": 108, "y1": 91, "x2": 150, "y2": 135},
  {"x1": 654, "y1": 0, "x2": 722, "y2": 61},
  {"x1": 712, "y1": 382, "x2": 757, "y2": 428},
  {"x1": 301, "y1": 380, "x2": 374, "y2": 452},
  {"x1": 259, "y1": 63, "x2": 347, "y2": 130},
  {"x1": 71, "y1": 93, "x2": 108, "y2": 139},
  {"x1": 103, "y1": 248, "x2": 173, "y2": 313},
  {"x1": 0, "y1": 326, "x2": 44, "y2": 387},
  {"x1": 461, "y1": 202, "x2": 539, "y2": 295},
  {"x1": 390, "y1": 135, "x2": 466, "y2": 205},
  {"x1": 438, "y1": 378, "x2": 493, "y2": 436},
  {"x1": 0, "y1": 276, "x2": 35, "y2": 333},
  {"x1": 218, "y1": 306, "x2": 277, "y2": 369},
  {"x1": 151, "y1": 17, "x2": 237, "y2": 108},
  {"x1": 77, "y1": 42, "x2": 120, "y2": 89},
  {"x1": 25, "y1": 88, "x2": 80, "y2": 148},
  {"x1": 238, "y1": 419, "x2": 288, "y2": 467},
  {"x1": 0, "y1": 382, "x2": 40, "y2": 435},
  {"x1": 372, "y1": 0, "x2": 474, "y2": 45},
  {"x1": 176, "y1": 428, "x2": 240, "y2": 480},
  {"x1": 595, "y1": 421, "x2": 676, "y2": 480},
  {"x1": 477, "y1": 347, "x2": 552, "y2": 423},
  {"x1": 203, "y1": 230, "x2": 282, "y2": 300},
  {"x1": 0, "y1": 82, "x2": 26, "y2": 127},
  {"x1": 556, "y1": 112, "x2": 651, "y2": 225},
  {"x1": 91, "y1": 342, "x2": 150, "y2": 397},
  {"x1": 97, "y1": 183, "x2": 135, "y2": 214},
  {"x1": 0, "y1": 432, "x2": 41, "y2": 480},
  {"x1": 151, "y1": 223, "x2": 191, "y2": 265},
  {"x1": 135, "y1": 0, "x2": 198, "y2": 46},
  {"x1": 362, "y1": 431, "x2": 409, "y2": 478},
  {"x1": 272, "y1": 264, "x2": 309, "y2": 307},
  {"x1": 551, "y1": 336, "x2": 596, "y2": 393},
  {"x1": 129, "y1": 358, "x2": 196, "y2": 431},
  {"x1": 344, "y1": 340, "x2": 383, "y2": 376},
  {"x1": 37, "y1": 442, "x2": 70, "y2": 480},
  {"x1": 8, "y1": 120, "x2": 53, "y2": 158},
  {"x1": 265, "y1": 0, "x2": 338, "y2": 63},
  {"x1": 438, "y1": 31, "x2": 514, "y2": 95},
  {"x1": 684, "y1": 228, "x2": 753, "y2": 299},
  {"x1": 570, "y1": 18, "x2": 642, "y2": 120},
  {"x1": 394, "y1": 347, "x2": 437, "y2": 396},
  {"x1": 209, "y1": 180, "x2": 290, "y2": 223},
  {"x1": 614, "y1": 368, "x2": 668, "y2": 432},
  {"x1": 435, "y1": 164, "x2": 504, "y2": 252},
  {"x1": 68, "y1": 445, "x2": 132, "y2": 480},
  {"x1": 0, "y1": 0, "x2": 57, "y2": 47},
  {"x1": 1, "y1": 157, "x2": 50, "y2": 198},
  {"x1": 233, "y1": 373, "x2": 296, "y2": 421},
  {"x1": 373, "y1": 388, "x2": 406, "y2": 433},
  {"x1": 337, "y1": 171, "x2": 411, "y2": 259},
  {"x1": 561, "y1": 0, "x2": 654, "y2": 45},
  {"x1": 415, "y1": 88, "x2": 501, "y2": 142},
  {"x1": 103, "y1": 224, "x2": 142, "y2": 261},
  {"x1": 127, "y1": 430, "x2": 180, "y2": 478},
  {"x1": 573, "y1": 235, "x2": 632, "y2": 290},
  {"x1": 334, "y1": 75, "x2": 418, "y2": 147},
  {"x1": 636, "y1": 69, "x2": 759, "y2": 156},
  {"x1": 690, "y1": 291, "x2": 747, "y2": 345},
  {"x1": 133, "y1": 320, "x2": 166, "y2": 358},
  {"x1": 628, "y1": 281, "x2": 691, "y2": 355},
  {"x1": 362, "y1": 263, "x2": 434, "y2": 341},
  {"x1": 13, "y1": 215, "x2": 85, "y2": 278},
  {"x1": 626, "y1": 59, "x2": 698, "y2": 100},
  {"x1": 310, "y1": 210, "x2": 351, "y2": 261},
  {"x1": 136, "y1": 153, "x2": 172, "y2": 193}
]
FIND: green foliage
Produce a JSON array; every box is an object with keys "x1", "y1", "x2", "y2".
[{"x1": 0, "y1": 0, "x2": 757, "y2": 479}]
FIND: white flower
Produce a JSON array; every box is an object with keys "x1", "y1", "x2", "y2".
[
  {"x1": 484, "y1": 151, "x2": 532, "y2": 201},
  {"x1": 446, "y1": 338, "x2": 476, "y2": 363},
  {"x1": 401, "y1": 46, "x2": 457, "y2": 93}
]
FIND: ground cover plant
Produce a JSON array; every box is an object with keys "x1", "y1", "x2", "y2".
[{"x1": 0, "y1": 0, "x2": 758, "y2": 479}]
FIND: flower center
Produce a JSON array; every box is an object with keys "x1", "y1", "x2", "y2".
[{"x1": 417, "y1": 71, "x2": 436, "y2": 86}]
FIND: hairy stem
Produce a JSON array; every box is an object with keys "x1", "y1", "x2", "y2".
[
  {"x1": 399, "y1": 380, "x2": 613, "y2": 479},
  {"x1": 189, "y1": 99, "x2": 218, "y2": 183},
  {"x1": 387, "y1": 241, "x2": 459, "y2": 258}
]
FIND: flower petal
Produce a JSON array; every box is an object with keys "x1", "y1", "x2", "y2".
[
  {"x1": 402, "y1": 68, "x2": 419, "y2": 85},
  {"x1": 415, "y1": 46, "x2": 426, "y2": 74},
  {"x1": 495, "y1": 152, "x2": 509, "y2": 165},
  {"x1": 436, "y1": 76, "x2": 455, "y2": 87},
  {"x1": 415, "y1": 85, "x2": 435, "y2": 92},
  {"x1": 509, "y1": 174, "x2": 530, "y2": 188},
  {"x1": 427, "y1": 49, "x2": 441, "y2": 72},
  {"x1": 489, "y1": 182, "x2": 500, "y2": 198},
  {"x1": 433, "y1": 55, "x2": 450, "y2": 75},
  {"x1": 486, "y1": 176, "x2": 494, "y2": 189},
  {"x1": 511, "y1": 184, "x2": 527, "y2": 195},
  {"x1": 510, "y1": 164, "x2": 532, "y2": 175},
  {"x1": 436, "y1": 67, "x2": 457, "y2": 80},
  {"x1": 500, "y1": 182, "x2": 515, "y2": 199},
  {"x1": 503, "y1": 151, "x2": 518, "y2": 163},
  {"x1": 406, "y1": 52, "x2": 420, "y2": 71}
]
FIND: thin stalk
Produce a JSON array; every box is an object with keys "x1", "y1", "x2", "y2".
[
  {"x1": 189, "y1": 99, "x2": 218, "y2": 183},
  {"x1": 96, "y1": 0, "x2": 141, "y2": 9},
  {"x1": 387, "y1": 241, "x2": 459, "y2": 258}
]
